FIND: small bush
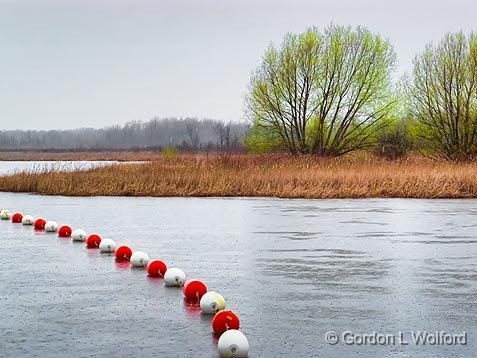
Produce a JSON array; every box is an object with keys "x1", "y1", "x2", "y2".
[
  {"x1": 374, "y1": 122, "x2": 413, "y2": 160},
  {"x1": 162, "y1": 147, "x2": 179, "y2": 160}
]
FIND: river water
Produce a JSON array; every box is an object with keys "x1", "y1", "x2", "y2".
[
  {"x1": 0, "y1": 161, "x2": 120, "y2": 176},
  {"x1": 0, "y1": 164, "x2": 475, "y2": 357}
]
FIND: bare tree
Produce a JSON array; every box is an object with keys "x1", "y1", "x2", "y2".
[
  {"x1": 213, "y1": 122, "x2": 227, "y2": 148},
  {"x1": 185, "y1": 122, "x2": 200, "y2": 150},
  {"x1": 223, "y1": 122, "x2": 232, "y2": 148}
]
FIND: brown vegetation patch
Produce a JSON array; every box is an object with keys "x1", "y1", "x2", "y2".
[{"x1": 1, "y1": 153, "x2": 477, "y2": 198}]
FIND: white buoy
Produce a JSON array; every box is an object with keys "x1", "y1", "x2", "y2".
[
  {"x1": 0, "y1": 210, "x2": 11, "y2": 220},
  {"x1": 200, "y1": 291, "x2": 226, "y2": 314},
  {"x1": 21, "y1": 215, "x2": 34, "y2": 225},
  {"x1": 44, "y1": 221, "x2": 59, "y2": 232},
  {"x1": 218, "y1": 330, "x2": 249, "y2": 358},
  {"x1": 130, "y1": 251, "x2": 150, "y2": 267},
  {"x1": 99, "y1": 238, "x2": 117, "y2": 253},
  {"x1": 164, "y1": 267, "x2": 186, "y2": 286},
  {"x1": 71, "y1": 229, "x2": 87, "y2": 242}
]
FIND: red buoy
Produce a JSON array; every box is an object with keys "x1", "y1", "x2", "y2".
[
  {"x1": 34, "y1": 218, "x2": 47, "y2": 231},
  {"x1": 115, "y1": 245, "x2": 132, "y2": 261},
  {"x1": 212, "y1": 310, "x2": 240, "y2": 335},
  {"x1": 86, "y1": 234, "x2": 102, "y2": 248},
  {"x1": 183, "y1": 279, "x2": 208, "y2": 303},
  {"x1": 58, "y1": 225, "x2": 72, "y2": 238},
  {"x1": 146, "y1": 259, "x2": 168, "y2": 278},
  {"x1": 11, "y1": 212, "x2": 23, "y2": 223}
]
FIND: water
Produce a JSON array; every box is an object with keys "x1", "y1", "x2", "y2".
[
  {"x1": 0, "y1": 192, "x2": 475, "y2": 358},
  {"x1": 0, "y1": 161, "x2": 120, "y2": 176}
]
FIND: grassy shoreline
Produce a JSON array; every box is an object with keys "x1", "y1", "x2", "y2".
[{"x1": 1, "y1": 153, "x2": 477, "y2": 198}]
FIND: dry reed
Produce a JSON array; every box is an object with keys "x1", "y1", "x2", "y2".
[{"x1": 1, "y1": 153, "x2": 477, "y2": 198}]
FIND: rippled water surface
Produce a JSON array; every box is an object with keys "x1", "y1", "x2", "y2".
[{"x1": 0, "y1": 194, "x2": 475, "y2": 357}]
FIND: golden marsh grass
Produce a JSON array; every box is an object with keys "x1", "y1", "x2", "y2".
[{"x1": 1, "y1": 153, "x2": 477, "y2": 198}]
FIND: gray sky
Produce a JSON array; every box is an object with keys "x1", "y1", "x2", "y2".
[{"x1": 0, "y1": 0, "x2": 475, "y2": 130}]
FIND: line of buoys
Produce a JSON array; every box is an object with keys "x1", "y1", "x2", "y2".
[
  {"x1": 58, "y1": 225, "x2": 72, "y2": 238},
  {"x1": 86, "y1": 234, "x2": 102, "y2": 248},
  {"x1": 45, "y1": 220, "x2": 58, "y2": 232},
  {"x1": 1, "y1": 207, "x2": 250, "y2": 357},
  {"x1": 146, "y1": 259, "x2": 167, "y2": 278},
  {"x1": 183, "y1": 279, "x2": 208, "y2": 303},
  {"x1": 164, "y1": 267, "x2": 187, "y2": 287},
  {"x1": 0, "y1": 209, "x2": 10, "y2": 220},
  {"x1": 22, "y1": 215, "x2": 34, "y2": 225},
  {"x1": 200, "y1": 292, "x2": 226, "y2": 314},
  {"x1": 11, "y1": 212, "x2": 23, "y2": 223},
  {"x1": 130, "y1": 251, "x2": 150, "y2": 267},
  {"x1": 99, "y1": 238, "x2": 117, "y2": 253},
  {"x1": 34, "y1": 218, "x2": 46, "y2": 230},
  {"x1": 115, "y1": 245, "x2": 133, "y2": 261},
  {"x1": 212, "y1": 310, "x2": 241, "y2": 335},
  {"x1": 218, "y1": 330, "x2": 250, "y2": 358},
  {"x1": 71, "y1": 229, "x2": 87, "y2": 242}
]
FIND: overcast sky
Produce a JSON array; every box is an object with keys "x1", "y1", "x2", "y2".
[{"x1": 0, "y1": 0, "x2": 475, "y2": 130}]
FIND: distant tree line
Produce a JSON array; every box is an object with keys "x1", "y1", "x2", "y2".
[
  {"x1": 0, "y1": 118, "x2": 250, "y2": 152},
  {"x1": 246, "y1": 24, "x2": 477, "y2": 161}
]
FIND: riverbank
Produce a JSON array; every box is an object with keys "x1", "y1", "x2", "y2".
[{"x1": 1, "y1": 154, "x2": 477, "y2": 198}]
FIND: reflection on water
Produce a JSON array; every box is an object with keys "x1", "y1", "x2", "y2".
[
  {"x1": 0, "y1": 195, "x2": 476, "y2": 357},
  {"x1": 0, "y1": 160, "x2": 121, "y2": 176},
  {"x1": 257, "y1": 251, "x2": 390, "y2": 293},
  {"x1": 255, "y1": 231, "x2": 321, "y2": 241}
]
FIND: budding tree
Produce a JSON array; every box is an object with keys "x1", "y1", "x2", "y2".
[
  {"x1": 407, "y1": 32, "x2": 477, "y2": 160},
  {"x1": 246, "y1": 24, "x2": 397, "y2": 155}
]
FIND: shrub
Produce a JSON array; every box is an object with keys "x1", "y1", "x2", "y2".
[
  {"x1": 162, "y1": 147, "x2": 179, "y2": 160},
  {"x1": 374, "y1": 121, "x2": 413, "y2": 160}
]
